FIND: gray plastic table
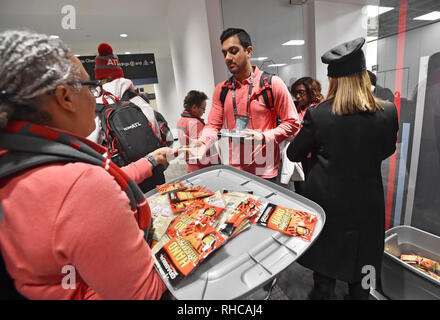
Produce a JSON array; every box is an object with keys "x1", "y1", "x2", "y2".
[{"x1": 145, "y1": 165, "x2": 326, "y2": 300}]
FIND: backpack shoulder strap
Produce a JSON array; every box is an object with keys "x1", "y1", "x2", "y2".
[
  {"x1": 121, "y1": 89, "x2": 139, "y2": 102},
  {"x1": 259, "y1": 71, "x2": 274, "y2": 110},
  {"x1": 219, "y1": 76, "x2": 234, "y2": 105},
  {"x1": 95, "y1": 103, "x2": 106, "y2": 113}
]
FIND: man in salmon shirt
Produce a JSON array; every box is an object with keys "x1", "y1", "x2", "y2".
[
  {"x1": 191, "y1": 28, "x2": 301, "y2": 181},
  {"x1": 177, "y1": 90, "x2": 219, "y2": 173}
]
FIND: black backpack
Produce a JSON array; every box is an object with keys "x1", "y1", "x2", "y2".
[
  {"x1": 95, "y1": 91, "x2": 164, "y2": 167},
  {"x1": 219, "y1": 71, "x2": 278, "y2": 127}
]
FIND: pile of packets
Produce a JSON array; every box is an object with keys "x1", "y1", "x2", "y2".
[
  {"x1": 400, "y1": 254, "x2": 440, "y2": 281},
  {"x1": 149, "y1": 182, "x2": 318, "y2": 288}
]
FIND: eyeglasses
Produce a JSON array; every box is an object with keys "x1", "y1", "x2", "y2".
[
  {"x1": 293, "y1": 89, "x2": 306, "y2": 96},
  {"x1": 80, "y1": 80, "x2": 103, "y2": 98}
]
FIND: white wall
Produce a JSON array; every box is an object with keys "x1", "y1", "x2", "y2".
[
  {"x1": 313, "y1": 0, "x2": 368, "y2": 95},
  {"x1": 167, "y1": 0, "x2": 217, "y2": 126},
  {"x1": 206, "y1": 0, "x2": 228, "y2": 85},
  {"x1": 221, "y1": 0, "x2": 305, "y2": 85},
  {"x1": 377, "y1": 21, "x2": 440, "y2": 100}
]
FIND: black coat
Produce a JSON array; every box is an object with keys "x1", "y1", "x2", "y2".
[{"x1": 287, "y1": 99, "x2": 398, "y2": 283}]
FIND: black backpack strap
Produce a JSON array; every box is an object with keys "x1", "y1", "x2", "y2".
[
  {"x1": 219, "y1": 76, "x2": 234, "y2": 105},
  {"x1": 259, "y1": 71, "x2": 274, "y2": 110},
  {"x1": 95, "y1": 103, "x2": 106, "y2": 113},
  {"x1": 121, "y1": 89, "x2": 139, "y2": 102}
]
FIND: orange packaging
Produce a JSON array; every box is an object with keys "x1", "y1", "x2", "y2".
[
  {"x1": 167, "y1": 203, "x2": 223, "y2": 237},
  {"x1": 155, "y1": 223, "x2": 225, "y2": 287},
  {"x1": 170, "y1": 199, "x2": 204, "y2": 213},
  {"x1": 219, "y1": 198, "x2": 262, "y2": 237},
  {"x1": 256, "y1": 203, "x2": 318, "y2": 241},
  {"x1": 401, "y1": 255, "x2": 419, "y2": 264},
  {"x1": 169, "y1": 189, "x2": 214, "y2": 203},
  {"x1": 157, "y1": 182, "x2": 186, "y2": 195},
  {"x1": 419, "y1": 257, "x2": 439, "y2": 271}
]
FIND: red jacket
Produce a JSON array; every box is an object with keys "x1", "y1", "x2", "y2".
[{"x1": 177, "y1": 111, "x2": 219, "y2": 173}]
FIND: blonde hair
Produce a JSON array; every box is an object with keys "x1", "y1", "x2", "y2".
[{"x1": 325, "y1": 71, "x2": 383, "y2": 115}]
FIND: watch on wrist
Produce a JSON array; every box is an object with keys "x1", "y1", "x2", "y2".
[{"x1": 145, "y1": 154, "x2": 158, "y2": 168}]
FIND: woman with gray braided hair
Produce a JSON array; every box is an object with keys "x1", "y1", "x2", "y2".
[{"x1": 0, "y1": 30, "x2": 171, "y2": 299}]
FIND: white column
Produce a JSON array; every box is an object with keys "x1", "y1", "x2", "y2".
[
  {"x1": 167, "y1": 0, "x2": 217, "y2": 125},
  {"x1": 205, "y1": 0, "x2": 228, "y2": 85}
]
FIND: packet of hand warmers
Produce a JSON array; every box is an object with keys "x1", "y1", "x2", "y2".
[
  {"x1": 157, "y1": 182, "x2": 186, "y2": 195},
  {"x1": 167, "y1": 203, "x2": 224, "y2": 237},
  {"x1": 255, "y1": 203, "x2": 318, "y2": 241},
  {"x1": 168, "y1": 189, "x2": 215, "y2": 203},
  {"x1": 219, "y1": 198, "x2": 262, "y2": 237},
  {"x1": 155, "y1": 219, "x2": 225, "y2": 287}
]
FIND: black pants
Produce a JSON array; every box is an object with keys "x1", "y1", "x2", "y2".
[{"x1": 309, "y1": 272, "x2": 370, "y2": 300}]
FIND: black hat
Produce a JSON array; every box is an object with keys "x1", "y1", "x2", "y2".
[{"x1": 321, "y1": 37, "x2": 366, "y2": 78}]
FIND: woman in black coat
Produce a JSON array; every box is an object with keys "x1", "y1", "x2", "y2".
[{"x1": 287, "y1": 38, "x2": 398, "y2": 300}]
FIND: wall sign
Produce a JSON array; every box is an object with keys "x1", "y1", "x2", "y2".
[{"x1": 79, "y1": 53, "x2": 158, "y2": 85}]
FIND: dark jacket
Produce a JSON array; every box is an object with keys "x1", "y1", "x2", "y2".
[{"x1": 287, "y1": 99, "x2": 398, "y2": 283}]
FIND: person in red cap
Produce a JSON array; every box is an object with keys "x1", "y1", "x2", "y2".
[{"x1": 88, "y1": 43, "x2": 169, "y2": 193}]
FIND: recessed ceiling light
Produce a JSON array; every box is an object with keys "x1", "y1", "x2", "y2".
[
  {"x1": 414, "y1": 11, "x2": 440, "y2": 21},
  {"x1": 291, "y1": 56, "x2": 303, "y2": 60},
  {"x1": 267, "y1": 63, "x2": 286, "y2": 67},
  {"x1": 120, "y1": 34, "x2": 128, "y2": 38},
  {"x1": 125, "y1": 52, "x2": 131, "y2": 54},
  {"x1": 282, "y1": 40, "x2": 305, "y2": 46},
  {"x1": 367, "y1": 6, "x2": 394, "y2": 18},
  {"x1": 250, "y1": 57, "x2": 268, "y2": 61},
  {"x1": 49, "y1": 35, "x2": 59, "y2": 39}
]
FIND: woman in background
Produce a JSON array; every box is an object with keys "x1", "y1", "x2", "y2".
[{"x1": 289, "y1": 77, "x2": 324, "y2": 194}]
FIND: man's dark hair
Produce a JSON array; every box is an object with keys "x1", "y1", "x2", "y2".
[
  {"x1": 183, "y1": 90, "x2": 208, "y2": 111},
  {"x1": 220, "y1": 28, "x2": 252, "y2": 49}
]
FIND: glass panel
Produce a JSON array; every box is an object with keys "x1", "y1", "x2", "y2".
[{"x1": 377, "y1": 0, "x2": 440, "y2": 235}]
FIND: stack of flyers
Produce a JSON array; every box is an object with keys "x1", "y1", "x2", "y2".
[
  {"x1": 167, "y1": 203, "x2": 224, "y2": 237},
  {"x1": 169, "y1": 189, "x2": 215, "y2": 203},
  {"x1": 155, "y1": 223, "x2": 225, "y2": 287},
  {"x1": 256, "y1": 203, "x2": 318, "y2": 241},
  {"x1": 157, "y1": 182, "x2": 186, "y2": 195},
  {"x1": 219, "y1": 198, "x2": 262, "y2": 237}
]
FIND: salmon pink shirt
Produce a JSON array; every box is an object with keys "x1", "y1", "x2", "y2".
[
  {"x1": 200, "y1": 66, "x2": 300, "y2": 178},
  {"x1": 0, "y1": 158, "x2": 167, "y2": 300}
]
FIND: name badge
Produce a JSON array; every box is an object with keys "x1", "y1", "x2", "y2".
[{"x1": 235, "y1": 115, "x2": 250, "y2": 131}]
